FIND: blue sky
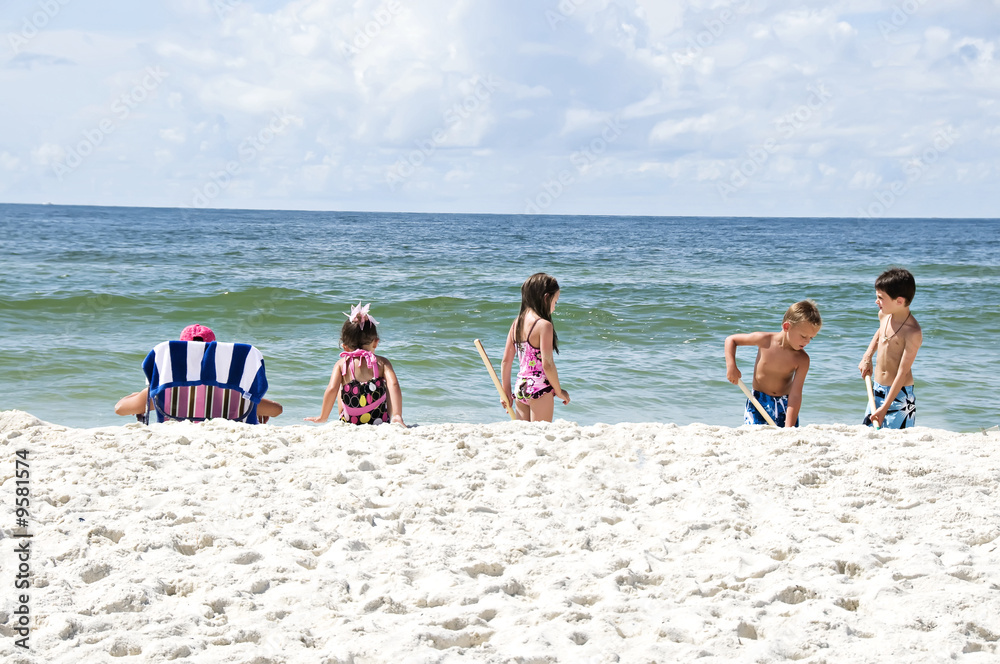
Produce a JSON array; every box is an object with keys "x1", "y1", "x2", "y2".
[{"x1": 1, "y1": 0, "x2": 998, "y2": 216}]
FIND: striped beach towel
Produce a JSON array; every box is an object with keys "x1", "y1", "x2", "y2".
[{"x1": 142, "y1": 341, "x2": 268, "y2": 424}]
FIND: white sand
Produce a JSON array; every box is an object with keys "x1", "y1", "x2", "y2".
[{"x1": 1, "y1": 409, "x2": 999, "y2": 663}]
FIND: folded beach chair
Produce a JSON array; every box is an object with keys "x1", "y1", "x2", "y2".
[{"x1": 141, "y1": 340, "x2": 269, "y2": 424}]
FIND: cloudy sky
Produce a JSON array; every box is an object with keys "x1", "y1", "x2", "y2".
[{"x1": 1, "y1": 0, "x2": 998, "y2": 216}]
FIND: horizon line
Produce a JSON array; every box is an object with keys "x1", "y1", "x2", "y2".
[{"x1": 1, "y1": 201, "x2": 997, "y2": 221}]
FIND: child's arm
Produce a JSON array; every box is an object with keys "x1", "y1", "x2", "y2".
[
  {"x1": 500, "y1": 322, "x2": 516, "y2": 406},
  {"x1": 858, "y1": 330, "x2": 879, "y2": 377},
  {"x1": 380, "y1": 357, "x2": 406, "y2": 427},
  {"x1": 871, "y1": 329, "x2": 923, "y2": 426},
  {"x1": 304, "y1": 361, "x2": 345, "y2": 423},
  {"x1": 257, "y1": 398, "x2": 283, "y2": 423},
  {"x1": 784, "y1": 354, "x2": 810, "y2": 428},
  {"x1": 115, "y1": 387, "x2": 149, "y2": 416},
  {"x1": 538, "y1": 320, "x2": 569, "y2": 405},
  {"x1": 724, "y1": 332, "x2": 769, "y2": 384}
]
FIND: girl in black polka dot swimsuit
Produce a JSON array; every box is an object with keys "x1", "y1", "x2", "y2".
[
  {"x1": 339, "y1": 348, "x2": 389, "y2": 424},
  {"x1": 304, "y1": 303, "x2": 406, "y2": 427}
]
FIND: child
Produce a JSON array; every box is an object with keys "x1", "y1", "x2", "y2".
[
  {"x1": 500, "y1": 273, "x2": 570, "y2": 422},
  {"x1": 858, "y1": 267, "x2": 922, "y2": 428},
  {"x1": 305, "y1": 303, "x2": 405, "y2": 426},
  {"x1": 114, "y1": 324, "x2": 284, "y2": 423},
  {"x1": 724, "y1": 301, "x2": 822, "y2": 427}
]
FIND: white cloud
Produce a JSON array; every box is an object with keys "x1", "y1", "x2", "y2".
[
  {"x1": 513, "y1": 84, "x2": 552, "y2": 100},
  {"x1": 0, "y1": 152, "x2": 21, "y2": 171},
  {"x1": 770, "y1": 9, "x2": 838, "y2": 45},
  {"x1": 922, "y1": 26, "x2": 952, "y2": 59},
  {"x1": 159, "y1": 128, "x2": 186, "y2": 143},
  {"x1": 649, "y1": 109, "x2": 740, "y2": 143},
  {"x1": 955, "y1": 37, "x2": 996, "y2": 67},
  {"x1": 560, "y1": 108, "x2": 611, "y2": 136},
  {"x1": 849, "y1": 170, "x2": 883, "y2": 190},
  {"x1": 632, "y1": 0, "x2": 684, "y2": 40},
  {"x1": 31, "y1": 143, "x2": 64, "y2": 167}
]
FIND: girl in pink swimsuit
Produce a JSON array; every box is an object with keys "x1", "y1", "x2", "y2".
[
  {"x1": 305, "y1": 303, "x2": 406, "y2": 426},
  {"x1": 500, "y1": 273, "x2": 571, "y2": 422}
]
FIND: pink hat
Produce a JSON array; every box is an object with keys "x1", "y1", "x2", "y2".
[{"x1": 180, "y1": 324, "x2": 216, "y2": 343}]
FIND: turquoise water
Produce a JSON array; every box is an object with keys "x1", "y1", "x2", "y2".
[{"x1": 1, "y1": 204, "x2": 997, "y2": 431}]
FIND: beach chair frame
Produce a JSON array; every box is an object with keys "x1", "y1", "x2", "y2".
[{"x1": 144, "y1": 384, "x2": 255, "y2": 423}]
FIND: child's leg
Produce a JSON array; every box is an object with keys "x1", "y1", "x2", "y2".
[
  {"x1": 528, "y1": 393, "x2": 555, "y2": 422},
  {"x1": 515, "y1": 399, "x2": 531, "y2": 421}
]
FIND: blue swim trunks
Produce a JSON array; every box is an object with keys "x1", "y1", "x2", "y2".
[
  {"x1": 863, "y1": 381, "x2": 916, "y2": 429},
  {"x1": 745, "y1": 390, "x2": 799, "y2": 427}
]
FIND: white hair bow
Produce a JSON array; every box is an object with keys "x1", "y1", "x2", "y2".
[{"x1": 346, "y1": 302, "x2": 379, "y2": 328}]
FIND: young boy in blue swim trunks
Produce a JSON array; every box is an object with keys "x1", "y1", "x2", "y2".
[
  {"x1": 725, "y1": 301, "x2": 822, "y2": 427},
  {"x1": 859, "y1": 267, "x2": 922, "y2": 428}
]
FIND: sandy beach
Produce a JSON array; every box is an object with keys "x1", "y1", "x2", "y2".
[{"x1": 2, "y1": 409, "x2": 999, "y2": 663}]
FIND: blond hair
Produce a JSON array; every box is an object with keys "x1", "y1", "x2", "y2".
[{"x1": 783, "y1": 300, "x2": 822, "y2": 327}]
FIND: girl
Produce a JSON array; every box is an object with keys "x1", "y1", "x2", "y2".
[
  {"x1": 305, "y1": 303, "x2": 405, "y2": 426},
  {"x1": 501, "y1": 273, "x2": 570, "y2": 422}
]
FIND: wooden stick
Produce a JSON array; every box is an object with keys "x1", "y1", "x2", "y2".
[
  {"x1": 474, "y1": 339, "x2": 517, "y2": 421},
  {"x1": 864, "y1": 375, "x2": 881, "y2": 430},
  {"x1": 737, "y1": 378, "x2": 778, "y2": 427}
]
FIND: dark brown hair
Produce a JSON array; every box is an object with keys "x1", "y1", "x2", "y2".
[
  {"x1": 340, "y1": 318, "x2": 379, "y2": 351},
  {"x1": 875, "y1": 267, "x2": 916, "y2": 305},
  {"x1": 514, "y1": 273, "x2": 560, "y2": 352}
]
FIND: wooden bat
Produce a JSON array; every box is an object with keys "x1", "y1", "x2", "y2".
[
  {"x1": 474, "y1": 339, "x2": 516, "y2": 420},
  {"x1": 865, "y1": 375, "x2": 881, "y2": 430},
  {"x1": 737, "y1": 378, "x2": 778, "y2": 427}
]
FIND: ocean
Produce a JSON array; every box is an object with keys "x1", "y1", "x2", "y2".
[{"x1": 1, "y1": 204, "x2": 997, "y2": 431}]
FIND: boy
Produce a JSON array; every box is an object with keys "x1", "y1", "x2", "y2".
[
  {"x1": 725, "y1": 300, "x2": 822, "y2": 427},
  {"x1": 859, "y1": 267, "x2": 922, "y2": 428}
]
